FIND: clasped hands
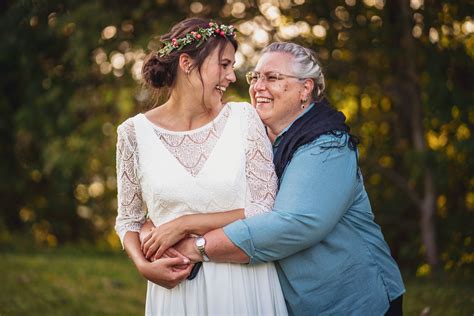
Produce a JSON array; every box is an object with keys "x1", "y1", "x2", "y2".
[{"x1": 138, "y1": 217, "x2": 202, "y2": 288}]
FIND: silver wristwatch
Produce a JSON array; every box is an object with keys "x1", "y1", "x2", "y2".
[{"x1": 195, "y1": 236, "x2": 210, "y2": 262}]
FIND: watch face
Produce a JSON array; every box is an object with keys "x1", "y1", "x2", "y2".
[{"x1": 196, "y1": 237, "x2": 205, "y2": 247}]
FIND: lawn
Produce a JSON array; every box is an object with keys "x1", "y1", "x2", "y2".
[
  {"x1": 0, "y1": 251, "x2": 472, "y2": 315},
  {"x1": 0, "y1": 251, "x2": 146, "y2": 316}
]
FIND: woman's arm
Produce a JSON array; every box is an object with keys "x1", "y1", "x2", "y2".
[
  {"x1": 222, "y1": 135, "x2": 359, "y2": 263},
  {"x1": 177, "y1": 134, "x2": 359, "y2": 265},
  {"x1": 173, "y1": 229, "x2": 250, "y2": 264}
]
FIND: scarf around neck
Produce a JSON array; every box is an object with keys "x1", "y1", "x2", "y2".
[{"x1": 273, "y1": 98, "x2": 359, "y2": 181}]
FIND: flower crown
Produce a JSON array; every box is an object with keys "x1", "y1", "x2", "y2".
[{"x1": 157, "y1": 22, "x2": 237, "y2": 57}]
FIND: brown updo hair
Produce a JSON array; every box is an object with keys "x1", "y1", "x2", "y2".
[{"x1": 142, "y1": 18, "x2": 238, "y2": 92}]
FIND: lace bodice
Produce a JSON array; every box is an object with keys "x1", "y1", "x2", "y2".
[
  {"x1": 115, "y1": 102, "x2": 278, "y2": 244},
  {"x1": 153, "y1": 106, "x2": 230, "y2": 177}
]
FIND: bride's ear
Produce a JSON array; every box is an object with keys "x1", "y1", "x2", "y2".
[{"x1": 178, "y1": 54, "x2": 193, "y2": 75}]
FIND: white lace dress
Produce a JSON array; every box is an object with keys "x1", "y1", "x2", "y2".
[{"x1": 115, "y1": 102, "x2": 288, "y2": 316}]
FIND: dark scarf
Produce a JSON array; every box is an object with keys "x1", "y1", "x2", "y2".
[{"x1": 273, "y1": 98, "x2": 359, "y2": 180}]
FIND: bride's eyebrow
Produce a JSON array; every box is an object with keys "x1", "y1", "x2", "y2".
[{"x1": 221, "y1": 58, "x2": 235, "y2": 64}]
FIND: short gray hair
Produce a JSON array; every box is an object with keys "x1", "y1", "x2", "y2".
[{"x1": 261, "y1": 42, "x2": 325, "y2": 100}]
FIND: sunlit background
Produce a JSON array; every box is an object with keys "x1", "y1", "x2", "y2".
[{"x1": 1, "y1": 0, "x2": 473, "y2": 314}]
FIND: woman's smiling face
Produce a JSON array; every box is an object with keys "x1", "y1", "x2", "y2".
[{"x1": 249, "y1": 52, "x2": 307, "y2": 134}]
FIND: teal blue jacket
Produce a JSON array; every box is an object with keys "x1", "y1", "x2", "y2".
[{"x1": 224, "y1": 111, "x2": 405, "y2": 315}]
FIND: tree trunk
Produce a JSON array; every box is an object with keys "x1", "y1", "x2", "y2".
[
  {"x1": 392, "y1": 0, "x2": 439, "y2": 266},
  {"x1": 420, "y1": 172, "x2": 438, "y2": 265}
]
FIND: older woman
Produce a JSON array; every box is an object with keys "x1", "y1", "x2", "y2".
[{"x1": 144, "y1": 42, "x2": 405, "y2": 315}]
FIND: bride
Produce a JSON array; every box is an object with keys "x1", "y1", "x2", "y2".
[{"x1": 114, "y1": 18, "x2": 287, "y2": 315}]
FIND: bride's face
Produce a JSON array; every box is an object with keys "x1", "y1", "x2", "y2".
[{"x1": 193, "y1": 42, "x2": 237, "y2": 112}]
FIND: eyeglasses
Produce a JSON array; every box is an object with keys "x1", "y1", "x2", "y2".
[{"x1": 245, "y1": 71, "x2": 303, "y2": 85}]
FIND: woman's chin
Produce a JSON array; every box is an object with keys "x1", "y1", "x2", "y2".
[
  {"x1": 255, "y1": 102, "x2": 272, "y2": 113},
  {"x1": 255, "y1": 108, "x2": 271, "y2": 122}
]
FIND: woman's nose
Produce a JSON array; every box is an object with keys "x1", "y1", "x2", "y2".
[{"x1": 253, "y1": 77, "x2": 267, "y2": 91}]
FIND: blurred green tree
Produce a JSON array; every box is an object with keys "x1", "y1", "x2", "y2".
[{"x1": 0, "y1": 0, "x2": 472, "y2": 274}]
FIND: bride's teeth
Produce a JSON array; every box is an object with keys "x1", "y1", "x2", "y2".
[{"x1": 216, "y1": 85, "x2": 226, "y2": 92}]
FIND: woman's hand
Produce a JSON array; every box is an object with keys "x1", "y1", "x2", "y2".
[
  {"x1": 174, "y1": 237, "x2": 203, "y2": 263},
  {"x1": 141, "y1": 217, "x2": 188, "y2": 260},
  {"x1": 155, "y1": 246, "x2": 190, "y2": 269},
  {"x1": 138, "y1": 257, "x2": 193, "y2": 289}
]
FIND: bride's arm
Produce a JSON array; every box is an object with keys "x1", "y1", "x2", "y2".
[
  {"x1": 116, "y1": 121, "x2": 192, "y2": 287},
  {"x1": 142, "y1": 104, "x2": 278, "y2": 259},
  {"x1": 141, "y1": 209, "x2": 244, "y2": 259}
]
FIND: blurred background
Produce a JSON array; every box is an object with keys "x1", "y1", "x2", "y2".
[{"x1": 0, "y1": 0, "x2": 473, "y2": 315}]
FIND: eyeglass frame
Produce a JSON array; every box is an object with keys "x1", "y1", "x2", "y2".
[{"x1": 245, "y1": 71, "x2": 305, "y2": 85}]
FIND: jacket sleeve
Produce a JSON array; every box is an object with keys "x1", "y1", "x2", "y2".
[{"x1": 223, "y1": 134, "x2": 359, "y2": 264}]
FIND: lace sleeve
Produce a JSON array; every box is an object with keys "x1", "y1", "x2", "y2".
[
  {"x1": 114, "y1": 119, "x2": 146, "y2": 247},
  {"x1": 243, "y1": 104, "x2": 278, "y2": 218}
]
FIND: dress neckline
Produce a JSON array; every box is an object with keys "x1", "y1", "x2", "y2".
[{"x1": 140, "y1": 104, "x2": 230, "y2": 135}]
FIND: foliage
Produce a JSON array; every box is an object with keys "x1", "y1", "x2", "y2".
[{"x1": 0, "y1": 0, "x2": 473, "y2": 275}]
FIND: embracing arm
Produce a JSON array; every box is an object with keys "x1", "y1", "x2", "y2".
[
  {"x1": 141, "y1": 209, "x2": 245, "y2": 259},
  {"x1": 143, "y1": 104, "x2": 278, "y2": 259},
  {"x1": 173, "y1": 210, "x2": 245, "y2": 237},
  {"x1": 223, "y1": 135, "x2": 358, "y2": 263},
  {"x1": 191, "y1": 135, "x2": 359, "y2": 264}
]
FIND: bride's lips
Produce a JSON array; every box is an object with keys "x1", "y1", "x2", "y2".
[{"x1": 215, "y1": 85, "x2": 227, "y2": 95}]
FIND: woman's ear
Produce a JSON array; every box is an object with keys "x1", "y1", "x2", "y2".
[
  {"x1": 178, "y1": 53, "x2": 192, "y2": 75},
  {"x1": 301, "y1": 78, "x2": 315, "y2": 102}
]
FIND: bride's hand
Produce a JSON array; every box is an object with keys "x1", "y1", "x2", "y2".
[
  {"x1": 138, "y1": 257, "x2": 193, "y2": 289},
  {"x1": 153, "y1": 247, "x2": 190, "y2": 270},
  {"x1": 139, "y1": 219, "x2": 155, "y2": 244},
  {"x1": 141, "y1": 217, "x2": 188, "y2": 259}
]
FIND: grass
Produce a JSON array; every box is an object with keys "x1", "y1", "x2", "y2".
[
  {"x1": 402, "y1": 270, "x2": 474, "y2": 316},
  {"x1": 0, "y1": 251, "x2": 146, "y2": 316},
  {"x1": 0, "y1": 250, "x2": 472, "y2": 316}
]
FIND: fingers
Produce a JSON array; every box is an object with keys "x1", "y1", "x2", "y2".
[
  {"x1": 145, "y1": 242, "x2": 159, "y2": 259},
  {"x1": 154, "y1": 245, "x2": 182, "y2": 261},
  {"x1": 166, "y1": 247, "x2": 187, "y2": 259},
  {"x1": 147, "y1": 257, "x2": 193, "y2": 288},
  {"x1": 161, "y1": 256, "x2": 190, "y2": 267},
  {"x1": 141, "y1": 231, "x2": 152, "y2": 251},
  {"x1": 172, "y1": 264, "x2": 190, "y2": 270},
  {"x1": 172, "y1": 263, "x2": 194, "y2": 279},
  {"x1": 163, "y1": 249, "x2": 174, "y2": 258},
  {"x1": 154, "y1": 245, "x2": 167, "y2": 260}
]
